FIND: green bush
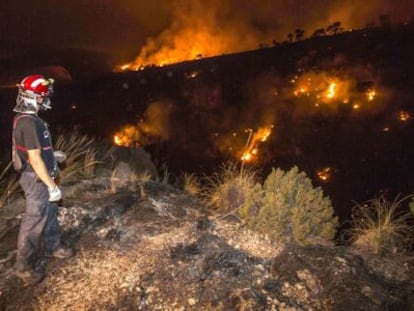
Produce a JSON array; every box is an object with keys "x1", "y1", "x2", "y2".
[{"x1": 240, "y1": 166, "x2": 338, "y2": 245}]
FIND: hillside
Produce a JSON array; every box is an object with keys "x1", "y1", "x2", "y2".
[
  {"x1": 1, "y1": 22, "x2": 414, "y2": 226},
  {"x1": 1, "y1": 23, "x2": 414, "y2": 309}
]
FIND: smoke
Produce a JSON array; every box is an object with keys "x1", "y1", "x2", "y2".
[
  {"x1": 2, "y1": 1, "x2": 412, "y2": 60},
  {"x1": 124, "y1": 0, "x2": 414, "y2": 67},
  {"x1": 114, "y1": 101, "x2": 174, "y2": 146}
]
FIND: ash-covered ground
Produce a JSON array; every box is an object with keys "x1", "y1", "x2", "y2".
[{"x1": 1, "y1": 149, "x2": 413, "y2": 311}]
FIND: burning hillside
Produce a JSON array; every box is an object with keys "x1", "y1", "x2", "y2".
[
  {"x1": 116, "y1": 1, "x2": 414, "y2": 70},
  {"x1": 112, "y1": 64, "x2": 389, "y2": 167}
]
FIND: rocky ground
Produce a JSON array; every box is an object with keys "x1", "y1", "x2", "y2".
[{"x1": 1, "y1": 157, "x2": 414, "y2": 310}]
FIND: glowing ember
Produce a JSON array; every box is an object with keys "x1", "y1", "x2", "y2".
[
  {"x1": 366, "y1": 89, "x2": 376, "y2": 101},
  {"x1": 186, "y1": 71, "x2": 200, "y2": 79},
  {"x1": 316, "y1": 167, "x2": 332, "y2": 182},
  {"x1": 399, "y1": 111, "x2": 410, "y2": 121},
  {"x1": 241, "y1": 152, "x2": 252, "y2": 162},
  {"x1": 326, "y1": 82, "x2": 336, "y2": 99}
]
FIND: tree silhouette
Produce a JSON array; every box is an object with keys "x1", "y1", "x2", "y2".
[
  {"x1": 311, "y1": 28, "x2": 326, "y2": 38},
  {"x1": 287, "y1": 33, "x2": 294, "y2": 42},
  {"x1": 295, "y1": 29, "x2": 305, "y2": 41},
  {"x1": 326, "y1": 21, "x2": 343, "y2": 35},
  {"x1": 379, "y1": 14, "x2": 391, "y2": 28}
]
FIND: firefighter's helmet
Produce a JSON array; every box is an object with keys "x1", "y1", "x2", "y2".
[{"x1": 14, "y1": 75, "x2": 54, "y2": 113}]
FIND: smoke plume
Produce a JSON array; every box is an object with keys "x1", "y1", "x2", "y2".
[{"x1": 124, "y1": 0, "x2": 414, "y2": 68}]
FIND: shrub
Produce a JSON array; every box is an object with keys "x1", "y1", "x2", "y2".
[
  {"x1": 240, "y1": 166, "x2": 338, "y2": 245},
  {"x1": 346, "y1": 195, "x2": 414, "y2": 255},
  {"x1": 203, "y1": 162, "x2": 258, "y2": 212}
]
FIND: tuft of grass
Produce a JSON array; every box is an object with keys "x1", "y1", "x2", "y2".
[
  {"x1": 137, "y1": 171, "x2": 152, "y2": 198},
  {"x1": 55, "y1": 133, "x2": 102, "y2": 181},
  {"x1": 203, "y1": 162, "x2": 258, "y2": 212},
  {"x1": 346, "y1": 194, "x2": 414, "y2": 255},
  {"x1": 182, "y1": 173, "x2": 201, "y2": 196},
  {"x1": 159, "y1": 163, "x2": 171, "y2": 185},
  {"x1": 0, "y1": 162, "x2": 20, "y2": 208}
]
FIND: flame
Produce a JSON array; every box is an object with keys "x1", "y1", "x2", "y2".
[
  {"x1": 113, "y1": 125, "x2": 140, "y2": 147},
  {"x1": 117, "y1": 18, "x2": 244, "y2": 70},
  {"x1": 186, "y1": 71, "x2": 200, "y2": 79},
  {"x1": 326, "y1": 82, "x2": 337, "y2": 99},
  {"x1": 240, "y1": 126, "x2": 273, "y2": 163},
  {"x1": 399, "y1": 110, "x2": 410, "y2": 121},
  {"x1": 367, "y1": 89, "x2": 376, "y2": 101},
  {"x1": 316, "y1": 167, "x2": 332, "y2": 182},
  {"x1": 290, "y1": 71, "x2": 383, "y2": 115},
  {"x1": 292, "y1": 74, "x2": 348, "y2": 105}
]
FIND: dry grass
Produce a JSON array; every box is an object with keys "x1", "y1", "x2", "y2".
[
  {"x1": 346, "y1": 194, "x2": 414, "y2": 255},
  {"x1": 182, "y1": 173, "x2": 202, "y2": 196},
  {"x1": 0, "y1": 162, "x2": 19, "y2": 208},
  {"x1": 137, "y1": 171, "x2": 152, "y2": 198},
  {"x1": 55, "y1": 134, "x2": 102, "y2": 181},
  {"x1": 203, "y1": 162, "x2": 258, "y2": 212},
  {"x1": 160, "y1": 164, "x2": 171, "y2": 185}
]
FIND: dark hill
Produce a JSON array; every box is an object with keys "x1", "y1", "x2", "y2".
[{"x1": 1, "y1": 23, "x2": 414, "y2": 224}]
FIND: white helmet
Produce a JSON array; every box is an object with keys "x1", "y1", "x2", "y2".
[{"x1": 14, "y1": 74, "x2": 54, "y2": 113}]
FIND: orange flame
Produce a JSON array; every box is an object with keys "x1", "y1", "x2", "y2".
[
  {"x1": 366, "y1": 89, "x2": 376, "y2": 101},
  {"x1": 325, "y1": 82, "x2": 336, "y2": 99},
  {"x1": 113, "y1": 125, "x2": 140, "y2": 147},
  {"x1": 240, "y1": 126, "x2": 273, "y2": 163},
  {"x1": 399, "y1": 110, "x2": 410, "y2": 121},
  {"x1": 316, "y1": 167, "x2": 332, "y2": 182}
]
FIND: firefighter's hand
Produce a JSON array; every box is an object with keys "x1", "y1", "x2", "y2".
[
  {"x1": 54, "y1": 151, "x2": 67, "y2": 163},
  {"x1": 48, "y1": 185, "x2": 62, "y2": 202}
]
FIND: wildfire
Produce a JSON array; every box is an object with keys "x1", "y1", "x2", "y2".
[
  {"x1": 399, "y1": 110, "x2": 410, "y2": 121},
  {"x1": 240, "y1": 126, "x2": 273, "y2": 163},
  {"x1": 325, "y1": 82, "x2": 336, "y2": 99},
  {"x1": 366, "y1": 89, "x2": 376, "y2": 101},
  {"x1": 113, "y1": 125, "x2": 140, "y2": 147},
  {"x1": 292, "y1": 74, "x2": 349, "y2": 106},
  {"x1": 316, "y1": 167, "x2": 333, "y2": 182}
]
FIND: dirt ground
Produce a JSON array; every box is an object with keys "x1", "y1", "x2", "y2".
[{"x1": 1, "y1": 175, "x2": 414, "y2": 310}]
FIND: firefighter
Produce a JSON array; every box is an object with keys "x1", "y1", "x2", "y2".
[{"x1": 12, "y1": 75, "x2": 73, "y2": 285}]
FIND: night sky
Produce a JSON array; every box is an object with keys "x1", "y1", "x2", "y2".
[{"x1": 1, "y1": 1, "x2": 413, "y2": 62}]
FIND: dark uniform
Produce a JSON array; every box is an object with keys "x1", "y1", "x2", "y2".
[{"x1": 13, "y1": 113, "x2": 60, "y2": 272}]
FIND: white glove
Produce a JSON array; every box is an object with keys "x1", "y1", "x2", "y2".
[
  {"x1": 49, "y1": 185, "x2": 62, "y2": 202},
  {"x1": 54, "y1": 151, "x2": 67, "y2": 163}
]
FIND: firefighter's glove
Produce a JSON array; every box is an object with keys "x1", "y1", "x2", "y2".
[
  {"x1": 49, "y1": 185, "x2": 62, "y2": 202},
  {"x1": 53, "y1": 151, "x2": 67, "y2": 163}
]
